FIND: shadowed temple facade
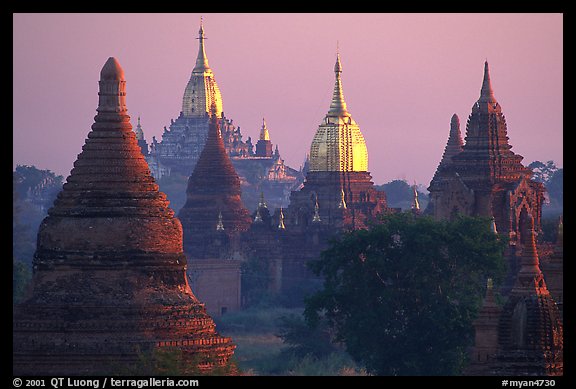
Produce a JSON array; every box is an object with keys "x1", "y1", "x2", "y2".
[{"x1": 424, "y1": 62, "x2": 562, "y2": 376}]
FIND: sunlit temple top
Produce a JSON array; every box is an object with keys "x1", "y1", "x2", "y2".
[
  {"x1": 309, "y1": 52, "x2": 368, "y2": 172},
  {"x1": 260, "y1": 118, "x2": 270, "y2": 141},
  {"x1": 181, "y1": 19, "x2": 223, "y2": 118}
]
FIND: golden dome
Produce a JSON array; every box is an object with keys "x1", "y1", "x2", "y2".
[
  {"x1": 309, "y1": 53, "x2": 368, "y2": 172},
  {"x1": 181, "y1": 19, "x2": 223, "y2": 118}
]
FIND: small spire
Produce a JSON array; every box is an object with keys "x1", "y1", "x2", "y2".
[
  {"x1": 193, "y1": 17, "x2": 210, "y2": 72},
  {"x1": 490, "y1": 216, "x2": 498, "y2": 234},
  {"x1": 338, "y1": 188, "x2": 347, "y2": 209},
  {"x1": 518, "y1": 214, "x2": 543, "y2": 278},
  {"x1": 216, "y1": 211, "x2": 225, "y2": 231},
  {"x1": 134, "y1": 115, "x2": 145, "y2": 140},
  {"x1": 97, "y1": 57, "x2": 127, "y2": 114},
  {"x1": 312, "y1": 195, "x2": 322, "y2": 223},
  {"x1": 557, "y1": 216, "x2": 563, "y2": 246},
  {"x1": 478, "y1": 60, "x2": 497, "y2": 103},
  {"x1": 258, "y1": 191, "x2": 268, "y2": 209},
  {"x1": 278, "y1": 207, "x2": 286, "y2": 230},
  {"x1": 259, "y1": 118, "x2": 270, "y2": 141},
  {"x1": 328, "y1": 51, "x2": 349, "y2": 116},
  {"x1": 254, "y1": 207, "x2": 263, "y2": 223},
  {"x1": 483, "y1": 277, "x2": 497, "y2": 307},
  {"x1": 411, "y1": 184, "x2": 420, "y2": 212}
]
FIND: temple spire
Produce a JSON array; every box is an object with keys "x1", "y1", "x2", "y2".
[
  {"x1": 338, "y1": 187, "x2": 347, "y2": 209},
  {"x1": 411, "y1": 184, "x2": 420, "y2": 212},
  {"x1": 260, "y1": 118, "x2": 270, "y2": 141},
  {"x1": 216, "y1": 211, "x2": 225, "y2": 231},
  {"x1": 258, "y1": 191, "x2": 268, "y2": 209},
  {"x1": 193, "y1": 17, "x2": 211, "y2": 72},
  {"x1": 478, "y1": 61, "x2": 496, "y2": 104},
  {"x1": 328, "y1": 52, "x2": 349, "y2": 116},
  {"x1": 312, "y1": 195, "x2": 322, "y2": 223},
  {"x1": 278, "y1": 207, "x2": 286, "y2": 230},
  {"x1": 97, "y1": 57, "x2": 127, "y2": 114},
  {"x1": 517, "y1": 214, "x2": 544, "y2": 283}
]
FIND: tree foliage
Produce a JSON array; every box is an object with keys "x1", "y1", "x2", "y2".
[
  {"x1": 376, "y1": 179, "x2": 428, "y2": 210},
  {"x1": 304, "y1": 213, "x2": 507, "y2": 376},
  {"x1": 528, "y1": 160, "x2": 558, "y2": 184}
]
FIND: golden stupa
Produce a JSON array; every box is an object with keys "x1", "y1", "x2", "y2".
[
  {"x1": 181, "y1": 18, "x2": 223, "y2": 118},
  {"x1": 309, "y1": 53, "x2": 368, "y2": 172}
]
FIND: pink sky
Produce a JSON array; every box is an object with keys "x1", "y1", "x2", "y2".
[{"x1": 13, "y1": 13, "x2": 563, "y2": 186}]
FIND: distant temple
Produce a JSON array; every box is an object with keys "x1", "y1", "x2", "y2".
[
  {"x1": 467, "y1": 216, "x2": 563, "y2": 375},
  {"x1": 427, "y1": 61, "x2": 563, "y2": 376},
  {"x1": 146, "y1": 21, "x2": 303, "y2": 210},
  {"x1": 241, "y1": 52, "x2": 390, "y2": 294},
  {"x1": 12, "y1": 57, "x2": 235, "y2": 375},
  {"x1": 426, "y1": 61, "x2": 546, "y2": 242}
]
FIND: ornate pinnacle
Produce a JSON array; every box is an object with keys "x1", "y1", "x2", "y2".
[
  {"x1": 338, "y1": 188, "x2": 347, "y2": 209},
  {"x1": 278, "y1": 207, "x2": 286, "y2": 230},
  {"x1": 328, "y1": 52, "x2": 349, "y2": 116},
  {"x1": 411, "y1": 184, "x2": 420, "y2": 211},
  {"x1": 478, "y1": 61, "x2": 497, "y2": 104},
  {"x1": 491, "y1": 216, "x2": 498, "y2": 235},
  {"x1": 254, "y1": 207, "x2": 263, "y2": 223},
  {"x1": 312, "y1": 195, "x2": 322, "y2": 223},
  {"x1": 216, "y1": 211, "x2": 225, "y2": 231},
  {"x1": 193, "y1": 17, "x2": 210, "y2": 72},
  {"x1": 258, "y1": 191, "x2": 268, "y2": 209},
  {"x1": 259, "y1": 118, "x2": 270, "y2": 141},
  {"x1": 97, "y1": 57, "x2": 127, "y2": 114}
]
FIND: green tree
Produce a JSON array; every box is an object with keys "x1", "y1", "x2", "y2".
[
  {"x1": 376, "y1": 179, "x2": 428, "y2": 210},
  {"x1": 305, "y1": 213, "x2": 506, "y2": 376}
]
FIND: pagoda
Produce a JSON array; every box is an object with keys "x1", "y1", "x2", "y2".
[
  {"x1": 285, "y1": 52, "x2": 388, "y2": 230},
  {"x1": 12, "y1": 57, "x2": 235, "y2": 375},
  {"x1": 471, "y1": 215, "x2": 563, "y2": 375},
  {"x1": 426, "y1": 61, "x2": 545, "y2": 243},
  {"x1": 178, "y1": 108, "x2": 252, "y2": 259}
]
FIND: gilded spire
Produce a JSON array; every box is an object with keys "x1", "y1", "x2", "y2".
[
  {"x1": 193, "y1": 17, "x2": 211, "y2": 73},
  {"x1": 278, "y1": 207, "x2": 286, "y2": 230},
  {"x1": 478, "y1": 61, "x2": 497, "y2": 104},
  {"x1": 338, "y1": 188, "x2": 347, "y2": 209},
  {"x1": 328, "y1": 52, "x2": 349, "y2": 116},
  {"x1": 259, "y1": 118, "x2": 270, "y2": 141},
  {"x1": 411, "y1": 185, "x2": 420, "y2": 212}
]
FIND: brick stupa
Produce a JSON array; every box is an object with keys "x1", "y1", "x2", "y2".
[
  {"x1": 178, "y1": 109, "x2": 251, "y2": 259},
  {"x1": 12, "y1": 57, "x2": 235, "y2": 375}
]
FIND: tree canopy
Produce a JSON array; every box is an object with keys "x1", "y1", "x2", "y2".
[{"x1": 304, "y1": 213, "x2": 507, "y2": 376}]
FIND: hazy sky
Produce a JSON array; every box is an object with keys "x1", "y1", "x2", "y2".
[{"x1": 13, "y1": 13, "x2": 563, "y2": 186}]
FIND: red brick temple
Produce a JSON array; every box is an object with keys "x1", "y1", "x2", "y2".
[
  {"x1": 426, "y1": 61, "x2": 545, "y2": 243},
  {"x1": 178, "y1": 109, "x2": 252, "y2": 260},
  {"x1": 12, "y1": 57, "x2": 235, "y2": 375}
]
